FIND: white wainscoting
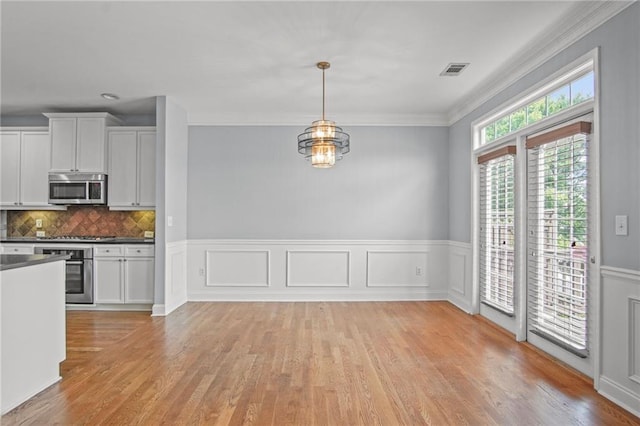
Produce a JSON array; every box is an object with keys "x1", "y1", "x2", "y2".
[
  {"x1": 598, "y1": 266, "x2": 640, "y2": 418},
  {"x1": 156, "y1": 240, "x2": 188, "y2": 316},
  {"x1": 287, "y1": 250, "x2": 350, "y2": 287},
  {"x1": 447, "y1": 241, "x2": 473, "y2": 313},
  {"x1": 187, "y1": 240, "x2": 450, "y2": 301},
  {"x1": 206, "y1": 249, "x2": 270, "y2": 287},
  {"x1": 366, "y1": 251, "x2": 429, "y2": 287}
]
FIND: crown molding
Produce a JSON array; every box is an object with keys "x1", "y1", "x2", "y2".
[
  {"x1": 446, "y1": 0, "x2": 635, "y2": 126},
  {"x1": 187, "y1": 112, "x2": 450, "y2": 127}
]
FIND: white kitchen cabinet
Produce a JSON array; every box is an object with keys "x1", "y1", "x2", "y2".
[
  {"x1": 94, "y1": 244, "x2": 154, "y2": 304},
  {"x1": 94, "y1": 257, "x2": 124, "y2": 303},
  {"x1": 45, "y1": 113, "x2": 121, "y2": 173},
  {"x1": 107, "y1": 128, "x2": 156, "y2": 209},
  {"x1": 124, "y1": 257, "x2": 155, "y2": 303},
  {"x1": 0, "y1": 129, "x2": 52, "y2": 209},
  {"x1": 0, "y1": 244, "x2": 34, "y2": 254}
]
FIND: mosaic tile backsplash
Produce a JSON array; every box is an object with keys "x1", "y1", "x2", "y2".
[{"x1": 7, "y1": 207, "x2": 155, "y2": 238}]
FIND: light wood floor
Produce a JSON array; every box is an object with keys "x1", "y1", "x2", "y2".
[{"x1": 3, "y1": 302, "x2": 639, "y2": 425}]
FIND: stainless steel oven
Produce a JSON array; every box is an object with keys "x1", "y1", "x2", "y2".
[{"x1": 34, "y1": 246, "x2": 93, "y2": 304}]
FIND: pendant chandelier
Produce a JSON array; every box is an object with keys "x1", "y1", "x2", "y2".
[{"x1": 297, "y1": 62, "x2": 350, "y2": 168}]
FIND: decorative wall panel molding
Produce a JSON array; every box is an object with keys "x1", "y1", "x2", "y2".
[
  {"x1": 170, "y1": 248, "x2": 186, "y2": 297},
  {"x1": 630, "y1": 297, "x2": 640, "y2": 384},
  {"x1": 366, "y1": 251, "x2": 429, "y2": 287},
  {"x1": 188, "y1": 240, "x2": 449, "y2": 301},
  {"x1": 286, "y1": 250, "x2": 350, "y2": 287},
  {"x1": 447, "y1": 242, "x2": 472, "y2": 313},
  {"x1": 449, "y1": 252, "x2": 467, "y2": 295},
  {"x1": 205, "y1": 249, "x2": 270, "y2": 287},
  {"x1": 165, "y1": 240, "x2": 188, "y2": 315}
]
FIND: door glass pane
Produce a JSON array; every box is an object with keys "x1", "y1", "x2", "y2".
[
  {"x1": 570, "y1": 72, "x2": 595, "y2": 106},
  {"x1": 479, "y1": 154, "x2": 515, "y2": 314},
  {"x1": 527, "y1": 131, "x2": 589, "y2": 354}
]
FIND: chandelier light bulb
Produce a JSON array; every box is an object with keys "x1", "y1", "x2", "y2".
[{"x1": 311, "y1": 142, "x2": 336, "y2": 168}]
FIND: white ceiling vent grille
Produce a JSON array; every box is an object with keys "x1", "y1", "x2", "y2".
[{"x1": 440, "y1": 63, "x2": 470, "y2": 76}]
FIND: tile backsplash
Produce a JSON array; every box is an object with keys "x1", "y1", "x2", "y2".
[{"x1": 6, "y1": 207, "x2": 155, "y2": 238}]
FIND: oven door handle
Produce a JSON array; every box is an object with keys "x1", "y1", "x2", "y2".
[{"x1": 66, "y1": 260, "x2": 84, "y2": 265}]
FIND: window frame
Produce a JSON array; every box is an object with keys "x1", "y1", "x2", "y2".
[{"x1": 473, "y1": 57, "x2": 594, "y2": 150}]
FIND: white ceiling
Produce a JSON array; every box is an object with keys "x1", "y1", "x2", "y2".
[{"x1": 0, "y1": 1, "x2": 631, "y2": 126}]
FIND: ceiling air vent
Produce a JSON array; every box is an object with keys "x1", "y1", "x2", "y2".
[{"x1": 440, "y1": 63, "x2": 469, "y2": 76}]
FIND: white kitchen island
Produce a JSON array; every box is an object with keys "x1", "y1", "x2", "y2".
[{"x1": 0, "y1": 254, "x2": 67, "y2": 415}]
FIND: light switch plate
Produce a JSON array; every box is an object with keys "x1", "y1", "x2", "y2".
[
  {"x1": 35, "y1": 219, "x2": 43, "y2": 228},
  {"x1": 615, "y1": 215, "x2": 628, "y2": 236}
]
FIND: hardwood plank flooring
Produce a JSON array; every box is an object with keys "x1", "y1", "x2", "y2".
[{"x1": 3, "y1": 302, "x2": 639, "y2": 425}]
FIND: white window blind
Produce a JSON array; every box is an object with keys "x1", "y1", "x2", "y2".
[
  {"x1": 526, "y1": 121, "x2": 591, "y2": 356},
  {"x1": 479, "y1": 146, "x2": 516, "y2": 315}
]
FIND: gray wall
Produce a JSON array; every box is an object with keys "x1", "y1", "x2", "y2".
[
  {"x1": 448, "y1": 3, "x2": 640, "y2": 270},
  {"x1": 0, "y1": 115, "x2": 49, "y2": 126},
  {"x1": 188, "y1": 125, "x2": 449, "y2": 240}
]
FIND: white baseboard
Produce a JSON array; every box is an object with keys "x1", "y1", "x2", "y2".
[
  {"x1": 448, "y1": 290, "x2": 472, "y2": 314},
  {"x1": 151, "y1": 303, "x2": 166, "y2": 316},
  {"x1": 188, "y1": 290, "x2": 449, "y2": 302},
  {"x1": 598, "y1": 376, "x2": 640, "y2": 418},
  {"x1": 151, "y1": 301, "x2": 186, "y2": 317},
  {"x1": 66, "y1": 304, "x2": 152, "y2": 312}
]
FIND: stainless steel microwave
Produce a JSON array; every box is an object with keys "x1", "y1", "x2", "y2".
[{"x1": 48, "y1": 173, "x2": 107, "y2": 205}]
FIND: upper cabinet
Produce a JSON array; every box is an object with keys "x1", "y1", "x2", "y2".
[
  {"x1": 107, "y1": 127, "x2": 156, "y2": 210},
  {"x1": 0, "y1": 128, "x2": 56, "y2": 209},
  {"x1": 44, "y1": 113, "x2": 121, "y2": 173}
]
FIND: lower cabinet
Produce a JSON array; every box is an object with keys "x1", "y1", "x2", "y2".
[
  {"x1": 94, "y1": 245, "x2": 154, "y2": 304},
  {"x1": 0, "y1": 244, "x2": 34, "y2": 254}
]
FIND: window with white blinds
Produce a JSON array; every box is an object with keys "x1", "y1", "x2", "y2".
[
  {"x1": 526, "y1": 121, "x2": 591, "y2": 356},
  {"x1": 478, "y1": 146, "x2": 516, "y2": 315}
]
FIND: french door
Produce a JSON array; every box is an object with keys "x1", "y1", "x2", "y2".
[
  {"x1": 478, "y1": 147, "x2": 517, "y2": 328},
  {"x1": 525, "y1": 117, "x2": 593, "y2": 371}
]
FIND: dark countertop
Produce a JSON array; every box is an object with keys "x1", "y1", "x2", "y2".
[
  {"x1": 1, "y1": 238, "x2": 155, "y2": 245},
  {"x1": 1, "y1": 253, "x2": 71, "y2": 271}
]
